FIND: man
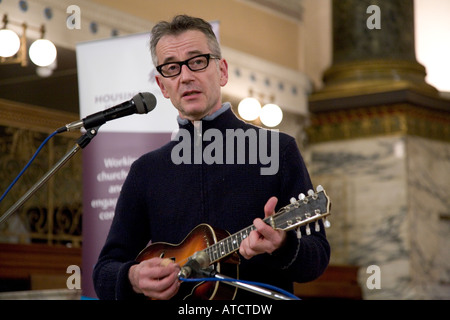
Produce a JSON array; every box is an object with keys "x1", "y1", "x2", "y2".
[{"x1": 93, "y1": 15, "x2": 330, "y2": 300}]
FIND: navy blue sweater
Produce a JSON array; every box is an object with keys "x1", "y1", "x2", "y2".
[{"x1": 93, "y1": 104, "x2": 330, "y2": 300}]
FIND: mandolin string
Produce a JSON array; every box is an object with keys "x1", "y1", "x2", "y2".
[
  {"x1": 207, "y1": 224, "x2": 256, "y2": 263},
  {"x1": 186, "y1": 193, "x2": 322, "y2": 266},
  {"x1": 180, "y1": 216, "x2": 324, "y2": 268},
  {"x1": 179, "y1": 220, "x2": 325, "y2": 270},
  {"x1": 177, "y1": 194, "x2": 326, "y2": 276}
]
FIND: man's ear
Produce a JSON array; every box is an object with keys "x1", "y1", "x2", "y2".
[
  {"x1": 219, "y1": 58, "x2": 229, "y2": 87},
  {"x1": 155, "y1": 75, "x2": 170, "y2": 98}
]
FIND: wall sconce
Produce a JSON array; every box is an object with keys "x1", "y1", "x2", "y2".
[
  {"x1": 238, "y1": 97, "x2": 261, "y2": 121},
  {"x1": 260, "y1": 103, "x2": 283, "y2": 127},
  {"x1": 237, "y1": 89, "x2": 283, "y2": 127},
  {"x1": 0, "y1": 14, "x2": 57, "y2": 70},
  {"x1": 0, "y1": 14, "x2": 27, "y2": 66}
]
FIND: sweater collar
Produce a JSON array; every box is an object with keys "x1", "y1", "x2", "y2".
[{"x1": 177, "y1": 102, "x2": 232, "y2": 127}]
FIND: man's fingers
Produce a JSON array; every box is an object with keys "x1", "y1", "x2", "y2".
[
  {"x1": 160, "y1": 258, "x2": 175, "y2": 267},
  {"x1": 264, "y1": 196, "x2": 278, "y2": 218},
  {"x1": 253, "y1": 218, "x2": 277, "y2": 241},
  {"x1": 135, "y1": 258, "x2": 181, "y2": 299},
  {"x1": 239, "y1": 196, "x2": 285, "y2": 259}
]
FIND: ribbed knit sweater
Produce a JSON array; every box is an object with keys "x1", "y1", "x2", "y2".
[{"x1": 93, "y1": 104, "x2": 330, "y2": 300}]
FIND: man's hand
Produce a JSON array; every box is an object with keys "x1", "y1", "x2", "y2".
[
  {"x1": 128, "y1": 257, "x2": 180, "y2": 300},
  {"x1": 239, "y1": 196, "x2": 287, "y2": 259}
]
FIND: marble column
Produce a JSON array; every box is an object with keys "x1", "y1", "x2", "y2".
[
  {"x1": 313, "y1": 0, "x2": 437, "y2": 101},
  {"x1": 306, "y1": 0, "x2": 450, "y2": 299}
]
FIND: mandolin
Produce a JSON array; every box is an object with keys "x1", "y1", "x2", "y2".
[{"x1": 135, "y1": 185, "x2": 331, "y2": 300}]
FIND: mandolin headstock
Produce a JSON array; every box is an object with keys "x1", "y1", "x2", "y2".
[{"x1": 270, "y1": 185, "x2": 331, "y2": 238}]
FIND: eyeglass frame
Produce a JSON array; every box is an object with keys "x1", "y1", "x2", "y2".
[{"x1": 155, "y1": 53, "x2": 221, "y2": 78}]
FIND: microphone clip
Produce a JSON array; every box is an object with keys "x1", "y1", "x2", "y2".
[{"x1": 76, "y1": 125, "x2": 101, "y2": 149}]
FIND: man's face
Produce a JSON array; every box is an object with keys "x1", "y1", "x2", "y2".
[{"x1": 155, "y1": 30, "x2": 228, "y2": 122}]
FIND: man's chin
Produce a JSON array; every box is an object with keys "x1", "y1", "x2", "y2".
[{"x1": 179, "y1": 107, "x2": 208, "y2": 121}]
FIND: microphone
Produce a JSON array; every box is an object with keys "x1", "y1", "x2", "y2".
[
  {"x1": 178, "y1": 251, "x2": 210, "y2": 279},
  {"x1": 59, "y1": 92, "x2": 157, "y2": 132}
]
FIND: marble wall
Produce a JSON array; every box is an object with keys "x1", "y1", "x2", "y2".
[{"x1": 306, "y1": 134, "x2": 450, "y2": 300}]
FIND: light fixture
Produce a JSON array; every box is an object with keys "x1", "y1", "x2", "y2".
[
  {"x1": 29, "y1": 39, "x2": 57, "y2": 67},
  {"x1": 0, "y1": 14, "x2": 57, "y2": 69},
  {"x1": 0, "y1": 14, "x2": 27, "y2": 66},
  {"x1": 29, "y1": 24, "x2": 57, "y2": 67},
  {"x1": 260, "y1": 103, "x2": 283, "y2": 127},
  {"x1": 0, "y1": 29, "x2": 21, "y2": 57},
  {"x1": 238, "y1": 89, "x2": 283, "y2": 127},
  {"x1": 238, "y1": 97, "x2": 261, "y2": 121}
]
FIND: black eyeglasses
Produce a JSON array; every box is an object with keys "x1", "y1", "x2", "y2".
[{"x1": 156, "y1": 53, "x2": 220, "y2": 78}]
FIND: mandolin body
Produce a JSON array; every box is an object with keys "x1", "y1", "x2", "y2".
[{"x1": 136, "y1": 223, "x2": 240, "y2": 300}]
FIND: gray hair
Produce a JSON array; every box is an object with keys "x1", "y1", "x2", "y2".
[{"x1": 150, "y1": 15, "x2": 221, "y2": 67}]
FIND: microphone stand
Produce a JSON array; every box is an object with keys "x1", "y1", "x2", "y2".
[{"x1": 0, "y1": 126, "x2": 101, "y2": 225}]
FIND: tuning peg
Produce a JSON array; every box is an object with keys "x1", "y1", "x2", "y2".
[
  {"x1": 316, "y1": 185, "x2": 324, "y2": 192},
  {"x1": 323, "y1": 218, "x2": 331, "y2": 228},
  {"x1": 315, "y1": 220, "x2": 320, "y2": 232},
  {"x1": 296, "y1": 227, "x2": 302, "y2": 239},
  {"x1": 290, "y1": 197, "x2": 297, "y2": 204},
  {"x1": 305, "y1": 224, "x2": 311, "y2": 235},
  {"x1": 307, "y1": 189, "x2": 314, "y2": 196},
  {"x1": 298, "y1": 193, "x2": 305, "y2": 200}
]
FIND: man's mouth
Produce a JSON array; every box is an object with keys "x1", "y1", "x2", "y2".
[{"x1": 182, "y1": 90, "x2": 200, "y2": 97}]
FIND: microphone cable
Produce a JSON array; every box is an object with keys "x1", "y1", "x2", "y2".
[
  {"x1": 0, "y1": 130, "x2": 60, "y2": 204},
  {"x1": 179, "y1": 276, "x2": 301, "y2": 300}
]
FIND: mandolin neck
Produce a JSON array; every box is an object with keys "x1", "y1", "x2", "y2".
[
  {"x1": 202, "y1": 223, "x2": 257, "y2": 264},
  {"x1": 198, "y1": 187, "x2": 330, "y2": 264}
]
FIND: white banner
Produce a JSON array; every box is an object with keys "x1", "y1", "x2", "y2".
[
  {"x1": 76, "y1": 32, "x2": 177, "y2": 299},
  {"x1": 76, "y1": 32, "x2": 178, "y2": 132}
]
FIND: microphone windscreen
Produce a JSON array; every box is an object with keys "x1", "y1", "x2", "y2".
[{"x1": 133, "y1": 92, "x2": 157, "y2": 114}]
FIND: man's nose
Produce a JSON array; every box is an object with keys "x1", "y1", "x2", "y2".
[{"x1": 179, "y1": 64, "x2": 195, "y2": 81}]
